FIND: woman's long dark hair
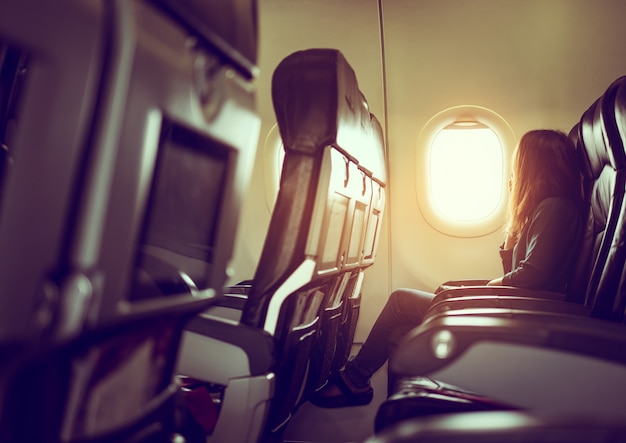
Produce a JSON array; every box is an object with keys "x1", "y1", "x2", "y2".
[{"x1": 507, "y1": 129, "x2": 583, "y2": 239}]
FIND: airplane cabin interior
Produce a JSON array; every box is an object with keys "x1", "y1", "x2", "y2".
[{"x1": 1, "y1": 1, "x2": 626, "y2": 443}]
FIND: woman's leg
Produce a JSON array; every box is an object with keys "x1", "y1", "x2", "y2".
[
  {"x1": 310, "y1": 287, "x2": 435, "y2": 408},
  {"x1": 344, "y1": 287, "x2": 435, "y2": 386}
]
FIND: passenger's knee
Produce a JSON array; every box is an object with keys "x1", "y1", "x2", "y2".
[
  {"x1": 388, "y1": 288, "x2": 412, "y2": 306},
  {"x1": 387, "y1": 287, "x2": 434, "y2": 318}
]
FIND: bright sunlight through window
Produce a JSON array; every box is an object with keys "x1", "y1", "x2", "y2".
[{"x1": 430, "y1": 122, "x2": 503, "y2": 221}]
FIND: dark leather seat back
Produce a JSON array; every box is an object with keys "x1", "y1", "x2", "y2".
[
  {"x1": 587, "y1": 77, "x2": 626, "y2": 321},
  {"x1": 568, "y1": 76, "x2": 626, "y2": 307},
  {"x1": 245, "y1": 47, "x2": 386, "y2": 434}
]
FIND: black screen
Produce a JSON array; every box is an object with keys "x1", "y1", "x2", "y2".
[{"x1": 130, "y1": 120, "x2": 228, "y2": 299}]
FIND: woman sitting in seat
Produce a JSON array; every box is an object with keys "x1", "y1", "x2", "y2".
[{"x1": 311, "y1": 129, "x2": 584, "y2": 408}]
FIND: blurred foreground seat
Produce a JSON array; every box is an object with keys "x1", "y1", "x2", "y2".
[{"x1": 0, "y1": 0, "x2": 259, "y2": 441}]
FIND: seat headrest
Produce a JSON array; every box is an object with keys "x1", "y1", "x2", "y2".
[
  {"x1": 579, "y1": 98, "x2": 608, "y2": 179},
  {"x1": 579, "y1": 76, "x2": 626, "y2": 178},
  {"x1": 271, "y1": 48, "x2": 386, "y2": 183}
]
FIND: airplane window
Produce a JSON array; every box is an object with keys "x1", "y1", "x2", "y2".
[
  {"x1": 430, "y1": 122, "x2": 503, "y2": 221},
  {"x1": 416, "y1": 106, "x2": 515, "y2": 237}
]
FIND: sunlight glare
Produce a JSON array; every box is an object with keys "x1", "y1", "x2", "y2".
[{"x1": 430, "y1": 125, "x2": 503, "y2": 221}]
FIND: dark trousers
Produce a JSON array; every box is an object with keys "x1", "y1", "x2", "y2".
[{"x1": 345, "y1": 288, "x2": 435, "y2": 386}]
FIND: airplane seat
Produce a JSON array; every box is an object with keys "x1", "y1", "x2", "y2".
[
  {"x1": 589, "y1": 76, "x2": 626, "y2": 323},
  {"x1": 0, "y1": 0, "x2": 259, "y2": 442},
  {"x1": 374, "y1": 75, "x2": 626, "y2": 434},
  {"x1": 176, "y1": 47, "x2": 386, "y2": 443}
]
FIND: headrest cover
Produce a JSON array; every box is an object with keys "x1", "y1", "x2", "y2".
[
  {"x1": 579, "y1": 98, "x2": 610, "y2": 179},
  {"x1": 579, "y1": 76, "x2": 626, "y2": 178},
  {"x1": 271, "y1": 48, "x2": 386, "y2": 183}
]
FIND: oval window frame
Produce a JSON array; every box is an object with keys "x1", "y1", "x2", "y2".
[{"x1": 415, "y1": 105, "x2": 516, "y2": 237}]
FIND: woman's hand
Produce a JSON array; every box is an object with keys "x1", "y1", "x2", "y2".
[
  {"x1": 487, "y1": 277, "x2": 503, "y2": 286},
  {"x1": 503, "y1": 231, "x2": 517, "y2": 250}
]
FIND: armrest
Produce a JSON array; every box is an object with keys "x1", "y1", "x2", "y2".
[
  {"x1": 225, "y1": 281, "x2": 252, "y2": 295},
  {"x1": 426, "y1": 295, "x2": 589, "y2": 318},
  {"x1": 432, "y1": 285, "x2": 566, "y2": 305},
  {"x1": 208, "y1": 281, "x2": 252, "y2": 311},
  {"x1": 390, "y1": 311, "x2": 626, "y2": 413},
  {"x1": 179, "y1": 313, "x2": 274, "y2": 383},
  {"x1": 215, "y1": 292, "x2": 248, "y2": 310},
  {"x1": 436, "y1": 279, "x2": 490, "y2": 293},
  {"x1": 394, "y1": 310, "x2": 626, "y2": 375}
]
